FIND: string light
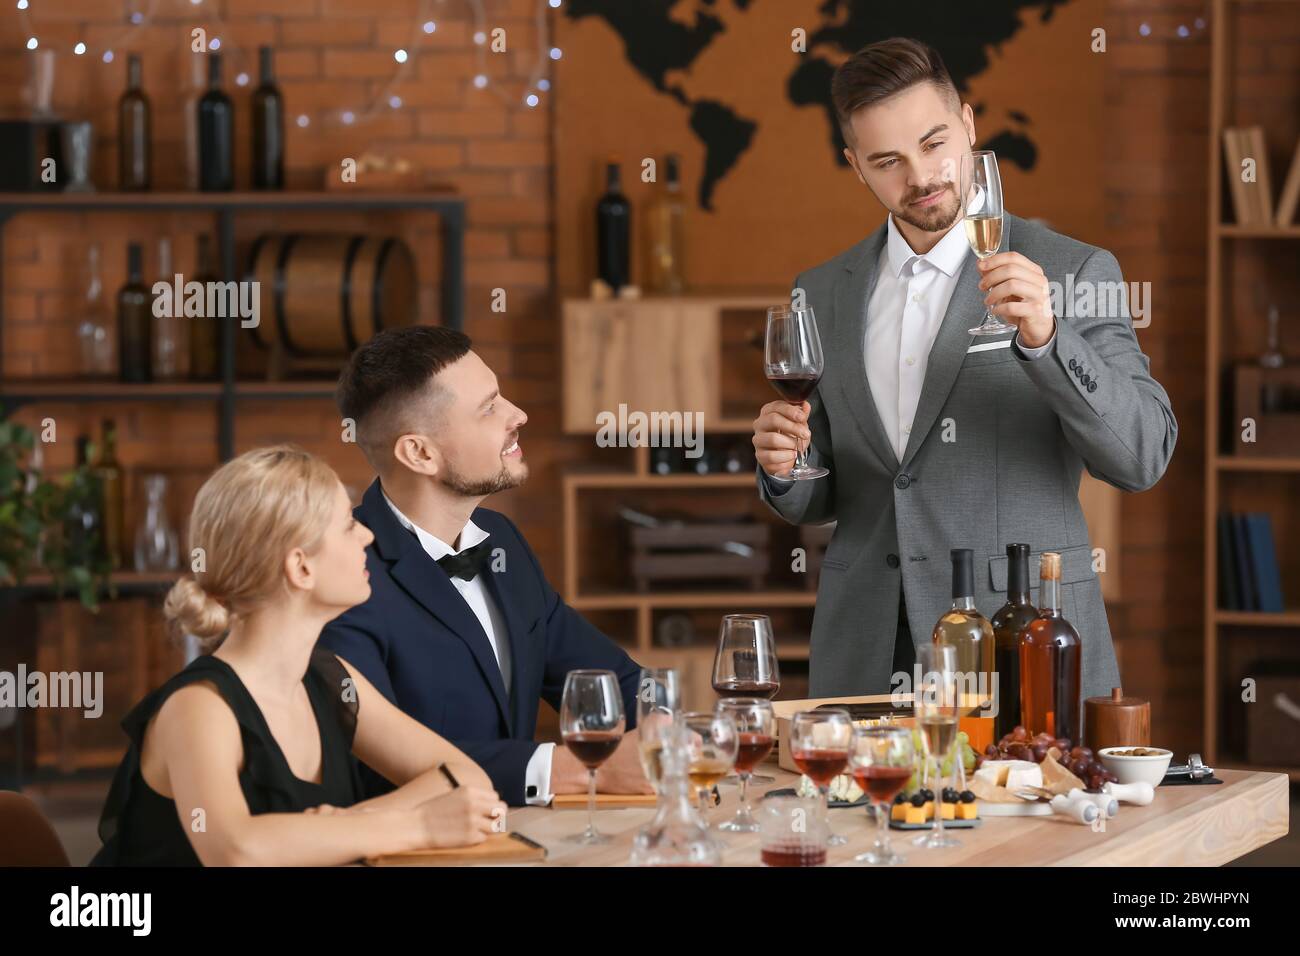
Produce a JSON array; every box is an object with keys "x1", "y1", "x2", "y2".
[{"x1": 13, "y1": 0, "x2": 557, "y2": 123}]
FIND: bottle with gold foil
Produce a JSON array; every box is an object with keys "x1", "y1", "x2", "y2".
[
  {"x1": 991, "y1": 543, "x2": 1037, "y2": 739},
  {"x1": 932, "y1": 548, "x2": 994, "y2": 706},
  {"x1": 646, "y1": 153, "x2": 686, "y2": 294},
  {"x1": 1019, "y1": 551, "x2": 1082, "y2": 743},
  {"x1": 95, "y1": 419, "x2": 125, "y2": 570}
]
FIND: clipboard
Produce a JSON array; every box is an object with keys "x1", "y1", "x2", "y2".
[{"x1": 364, "y1": 831, "x2": 546, "y2": 866}]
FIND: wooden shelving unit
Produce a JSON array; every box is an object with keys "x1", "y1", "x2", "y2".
[
  {"x1": 560, "y1": 295, "x2": 818, "y2": 708},
  {"x1": 1202, "y1": 0, "x2": 1300, "y2": 781},
  {"x1": 0, "y1": 190, "x2": 466, "y2": 788}
]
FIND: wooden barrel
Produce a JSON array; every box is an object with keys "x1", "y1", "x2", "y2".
[{"x1": 245, "y1": 233, "x2": 417, "y2": 356}]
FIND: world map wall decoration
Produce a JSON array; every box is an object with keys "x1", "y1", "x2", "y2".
[{"x1": 554, "y1": 0, "x2": 1105, "y2": 294}]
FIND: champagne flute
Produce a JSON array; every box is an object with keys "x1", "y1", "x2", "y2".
[
  {"x1": 789, "y1": 708, "x2": 852, "y2": 847},
  {"x1": 915, "y1": 643, "x2": 961, "y2": 849},
  {"x1": 961, "y1": 149, "x2": 1011, "y2": 336},
  {"x1": 560, "y1": 669, "x2": 625, "y2": 845},
  {"x1": 764, "y1": 305, "x2": 829, "y2": 480},
  {"x1": 712, "y1": 614, "x2": 780, "y2": 783},
  {"x1": 681, "y1": 710, "x2": 738, "y2": 826},
  {"x1": 715, "y1": 697, "x2": 774, "y2": 832},
  {"x1": 636, "y1": 667, "x2": 680, "y2": 793},
  {"x1": 848, "y1": 725, "x2": 914, "y2": 865}
]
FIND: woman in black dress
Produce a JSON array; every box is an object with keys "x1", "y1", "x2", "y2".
[{"x1": 92, "y1": 445, "x2": 506, "y2": 866}]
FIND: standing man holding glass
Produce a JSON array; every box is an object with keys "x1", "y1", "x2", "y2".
[{"x1": 752, "y1": 38, "x2": 1177, "y2": 703}]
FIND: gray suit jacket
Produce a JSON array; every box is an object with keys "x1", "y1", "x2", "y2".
[{"x1": 758, "y1": 211, "x2": 1177, "y2": 706}]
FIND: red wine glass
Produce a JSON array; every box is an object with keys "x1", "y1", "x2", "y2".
[
  {"x1": 560, "y1": 669, "x2": 625, "y2": 845},
  {"x1": 848, "y1": 725, "x2": 914, "y2": 865},
  {"x1": 764, "y1": 305, "x2": 829, "y2": 480},
  {"x1": 790, "y1": 708, "x2": 853, "y2": 847}
]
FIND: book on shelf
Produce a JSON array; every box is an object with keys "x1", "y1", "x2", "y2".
[
  {"x1": 1218, "y1": 510, "x2": 1286, "y2": 613},
  {"x1": 1274, "y1": 138, "x2": 1300, "y2": 228},
  {"x1": 1223, "y1": 126, "x2": 1276, "y2": 226}
]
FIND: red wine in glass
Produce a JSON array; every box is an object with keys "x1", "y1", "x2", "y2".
[
  {"x1": 712, "y1": 678, "x2": 779, "y2": 700},
  {"x1": 733, "y1": 732, "x2": 775, "y2": 774},
  {"x1": 792, "y1": 748, "x2": 849, "y2": 788},
  {"x1": 764, "y1": 305, "x2": 829, "y2": 481},
  {"x1": 766, "y1": 372, "x2": 820, "y2": 404},
  {"x1": 563, "y1": 730, "x2": 623, "y2": 770},
  {"x1": 852, "y1": 764, "x2": 913, "y2": 803},
  {"x1": 761, "y1": 842, "x2": 827, "y2": 867}
]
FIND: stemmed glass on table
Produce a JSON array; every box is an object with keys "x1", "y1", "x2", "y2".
[
  {"x1": 560, "y1": 669, "x2": 625, "y2": 845},
  {"x1": 715, "y1": 697, "x2": 774, "y2": 833},
  {"x1": 789, "y1": 708, "x2": 853, "y2": 847},
  {"x1": 712, "y1": 613, "x2": 780, "y2": 784},
  {"x1": 914, "y1": 643, "x2": 962, "y2": 849},
  {"x1": 848, "y1": 724, "x2": 915, "y2": 865},
  {"x1": 635, "y1": 666, "x2": 680, "y2": 795},
  {"x1": 681, "y1": 710, "x2": 738, "y2": 835},
  {"x1": 764, "y1": 305, "x2": 829, "y2": 480}
]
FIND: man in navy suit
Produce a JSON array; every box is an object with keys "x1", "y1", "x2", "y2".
[{"x1": 321, "y1": 327, "x2": 651, "y2": 806}]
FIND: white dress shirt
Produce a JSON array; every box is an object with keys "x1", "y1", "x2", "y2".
[
  {"x1": 766, "y1": 213, "x2": 1055, "y2": 486},
  {"x1": 383, "y1": 490, "x2": 556, "y2": 806}
]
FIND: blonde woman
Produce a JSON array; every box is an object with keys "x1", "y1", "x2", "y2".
[{"x1": 92, "y1": 446, "x2": 506, "y2": 866}]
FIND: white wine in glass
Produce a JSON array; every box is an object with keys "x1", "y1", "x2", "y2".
[{"x1": 961, "y1": 149, "x2": 1011, "y2": 336}]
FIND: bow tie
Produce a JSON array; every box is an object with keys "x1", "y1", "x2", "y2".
[{"x1": 436, "y1": 539, "x2": 493, "y2": 581}]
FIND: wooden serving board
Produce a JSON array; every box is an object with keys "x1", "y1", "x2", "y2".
[
  {"x1": 364, "y1": 832, "x2": 545, "y2": 866},
  {"x1": 550, "y1": 792, "x2": 659, "y2": 809}
]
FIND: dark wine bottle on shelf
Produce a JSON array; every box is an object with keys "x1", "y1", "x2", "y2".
[
  {"x1": 1019, "y1": 551, "x2": 1083, "y2": 744},
  {"x1": 596, "y1": 161, "x2": 630, "y2": 292},
  {"x1": 991, "y1": 543, "x2": 1037, "y2": 739},
  {"x1": 67, "y1": 436, "x2": 102, "y2": 568},
  {"x1": 198, "y1": 53, "x2": 234, "y2": 192},
  {"x1": 251, "y1": 46, "x2": 284, "y2": 190},
  {"x1": 119, "y1": 54, "x2": 150, "y2": 191},
  {"x1": 118, "y1": 243, "x2": 151, "y2": 383},
  {"x1": 95, "y1": 419, "x2": 125, "y2": 569},
  {"x1": 189, "y1": 234, "x2": 220, "y2": 381}
]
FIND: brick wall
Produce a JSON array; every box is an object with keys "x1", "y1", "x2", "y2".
[{"x1": 0, "y1": 0, "x2": 582, "y2": 567}]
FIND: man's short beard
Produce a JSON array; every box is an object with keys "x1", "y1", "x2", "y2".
[
  {"x1": 893, "y1": 185, "x2": 962, "y2": 234},
  {"x1": 441, "y1": 460, "x2": 528, "y2": 497}
]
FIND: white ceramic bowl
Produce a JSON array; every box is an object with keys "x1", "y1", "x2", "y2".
[{"x1": 1098, "y1": 746, "x2": 1173, "y2": 787}]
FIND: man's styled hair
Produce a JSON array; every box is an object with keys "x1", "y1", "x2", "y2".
[
  {"x1": 336, "y1": 325, "x2": 472, "y2": 469},
  {"x1": 831, "y1": 38, "x2": 962, "y2": 145}
]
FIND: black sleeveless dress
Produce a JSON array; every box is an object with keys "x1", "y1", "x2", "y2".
[{"x1": 91, "y1": 647, "x2": 365, "y2": 866}]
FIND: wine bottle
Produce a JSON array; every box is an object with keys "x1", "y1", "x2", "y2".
[
  {"x1": 119, "y1": 54, "x2": 151, "y2": 191},
  {"x1": 596, "y1": 161, "x2": 630, "y2": 292},
  {"x1": 251, "y1": 46, "x2": 284, "y2": 190},
  {"x1": 95, "y1": 419, "x2": 125, "y2": 569},
  {"x1": 931, "y1": 548, "x2": 995, "y2": 708},
  {"x1": 118, "y1": 243, "x2": 151, "y2": 382},
  {"x1": 990, "y1": 543, "x2": 1037, "y2": 739},
  {"x1": 645, "y1": 153, "x2": 685, "y2": 294},
  {"x1": 198, "y1": 53, "x2": 234, "y2": 191},
  {"x1": 1019, "y1": 551, "x2": 1083, "y2": 744},
  {"x1": 189, "y1": 234, "x2": 220, "y2": 381},
  {"x1": 153, "y1": 237, "x2": 183, "y2": 380},
  {"x1": 67, "y1": 435, "x2": 102, "y2": 569}
]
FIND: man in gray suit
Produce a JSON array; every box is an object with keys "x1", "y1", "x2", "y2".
[{"x1": 753, "y1": 38, "x2": 1176, "y2": 706}]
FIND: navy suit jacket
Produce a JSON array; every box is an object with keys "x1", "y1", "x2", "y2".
[{"x1": 319, "y1": 479, "x2": 642, "y2": 805}]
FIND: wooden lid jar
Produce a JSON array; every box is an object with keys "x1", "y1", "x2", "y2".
[{"x1": 1085, "y1": 687, "x2": 1151, "y2": 752}]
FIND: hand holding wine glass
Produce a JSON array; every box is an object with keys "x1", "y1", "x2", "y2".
[{"x1": 762, "y1": 305, "x2": 829, "y2": 480}]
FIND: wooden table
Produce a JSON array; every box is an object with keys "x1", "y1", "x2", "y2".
[{"x1": 504, "y1": 762, "x2": 1290, "y2": 867}]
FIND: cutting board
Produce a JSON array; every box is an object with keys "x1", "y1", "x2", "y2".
[{"x1": 364, "y1": 832, "x2": 545, "y2": 866}]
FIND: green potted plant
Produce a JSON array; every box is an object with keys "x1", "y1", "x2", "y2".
[{"x1": 0, "y1": 408, "x2": 114, "y2": 609}]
